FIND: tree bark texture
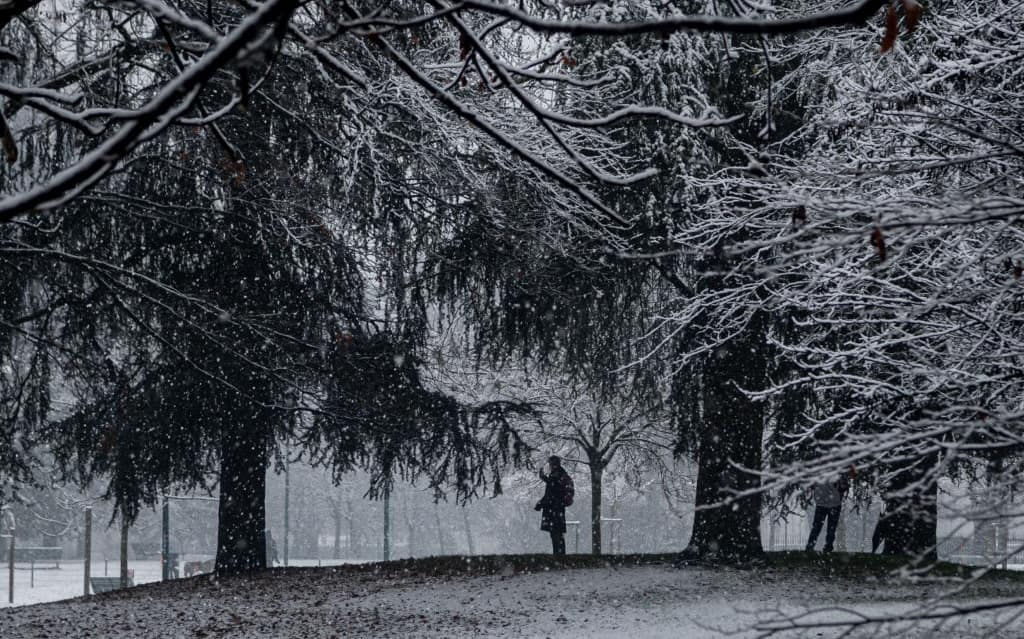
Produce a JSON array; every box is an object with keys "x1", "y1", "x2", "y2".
[
  {"x1": 119, "y1": 519, "x2": 129, "y2": 588},
  {"x1": 215, "y1": 424, "x2": 269, "y2": 574},
  {"x1": 405, "y1": 498, "x2": 416, "y2": 558},
  {"x1": 333, "y1": 503, "x2": 342, "y2": 560},
  {"x1": 881, "y1": 453, "x2": 938, "y2": 560},
  {"x1": 590, "y1": 462, "x2": 604, "y2": 556},
  {"x1": 462, "y1": 508, "x2": 475, "y2": 555},
  {"x1": 347, "y1": 500, "x2": 355, "y2": 556},
  {"x1": 684, "y1": 319, "x2": 767, "y2": 561},
  {"x1": 434, "y1": 504, "x2": 446, "y2": 555}
]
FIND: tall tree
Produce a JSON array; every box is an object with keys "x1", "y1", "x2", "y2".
[{"x1": 746, "y1": 0, "x2": 1024, "y2": 570}]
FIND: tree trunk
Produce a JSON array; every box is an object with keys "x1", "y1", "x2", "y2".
[
  {"x1": 835, "y1": 507, "x2": 847, "y2": 551},
  {"x1": 462, "y1": 508, "x2": 475, "y2": 555},
  {"x1": 382, "y1": 492, "x2": 390, "y2": 561},
  {"x1": 434, "y1": 503, "x2": 446, "y2": 555},
  {"x1": 862, "y1": 504, "x2": 870, "y2": 552},
  {"x1": 215, "y1": 425, "x2": 269, "y2": 574},
  {"x1": 609, "y1": 497, "x2": 619, "y2": 554},
  {"x1": 347, "y1": 500, "x2": 355, "y2": 557},
  {"x1": 590, "y1": 463, "x2": 603, "y2": 556},
  {"x1": 683, "y1": 319, "x2": 767, "y2": 562},
  {"x1": 909, "y1": 477, "x2": 939, "y2": 561},
  {"x1": 332, "y1": 502, "x2": 342, "y2": 560},
  {"x1": 119, "y1": 518, "x2": 129, "y2": 588},
  {"x1": 882, "y1": 454, "x2": 938, "y2": 561},
  {"x1": 405, "y1": 495, "x2": 415, "y2": 558},
  {"x1": 687, "y1": 440, "x2": 763, "y2": 561}
]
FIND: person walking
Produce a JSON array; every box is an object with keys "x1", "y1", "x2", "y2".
[
  {"x1": 805, "y1": 475, "x2": 847, "y2": 553},
  {"x1": 535, "y1": 455, "x2": 574, "y2": 556}
]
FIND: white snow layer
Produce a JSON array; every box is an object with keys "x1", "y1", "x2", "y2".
[{"x1": 2, "y1": 562, "x2": 1023, "y2": 637}]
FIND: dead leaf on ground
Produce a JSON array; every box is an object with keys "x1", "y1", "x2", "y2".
[{"x1": 881, "y1": 3, "x2": 899, "y2": 53}]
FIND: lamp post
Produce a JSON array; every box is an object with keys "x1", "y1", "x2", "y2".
[
  {"x1": 83, "y1": 507, "x2": 92, "y2": 596},
  {"x1": 4, "y1": 507, "x2": 15, "y2": 604},
  {"x1": 161, "y1": 499, "x2": 170, "y2": 580},
  {"x1": 283, "y1": 451, "x2": 290, "y2": 568},
  {"x1": 383, "y1": 489, "x2": 390, "y2": 562}
]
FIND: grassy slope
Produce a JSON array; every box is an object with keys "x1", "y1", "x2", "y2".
[
  {"x1": 333, "y1": 551, "x2": 1024, "y2": 581},
  {"x1": 17, "y1": 551, "x2": 1021, "y2": 609}
]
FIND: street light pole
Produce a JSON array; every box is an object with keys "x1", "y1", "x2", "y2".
[
  {"x1": 120, "y1": 517, "x2": 129, "y2": 589},
  {"x1": 7, "y1": 520, "x2": 14, "y2": 604},
  {"x1": 161, "y1": 499, "x2": 170, "y2": 581},
  {"x1": 83, "y1": 507, "x2": 92, "y2": 596},
  {"x1": 383, "y1": 490, "x2": 390, "y2": 562},
  {"x1": 3, "y1": 505, "x2": 14, "y2": 604},
  {"x1": 284, "y1": 451, "x2": 290, "y2": 568}
]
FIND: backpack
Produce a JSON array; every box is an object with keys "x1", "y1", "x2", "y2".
[{"x1": 559, "y1": 471, "x2": 575, "y2": 507}]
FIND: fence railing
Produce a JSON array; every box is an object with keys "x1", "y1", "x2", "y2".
[{"x1": 0, "y1": 546, "x2": 62, "y2": 563}]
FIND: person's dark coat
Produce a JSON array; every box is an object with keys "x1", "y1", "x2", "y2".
[{"x1": 536, "y1": 467, "x2": 573, "y2": 534}]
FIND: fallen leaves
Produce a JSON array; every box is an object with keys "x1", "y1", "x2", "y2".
[
  {"x1": 880, "y1": 0, "x2": 925, "y2": 53},
  {"x1": 903, "y1": 0, "x2": 923, "y2": 33},
  {"x1": 881, "y1": 3, "x2": 899, "y2": 53},
  {"x1": 791, "y1": 206, "x2": 807, "y2": 226},
  {"x1": 870, "y1": 227, "x2": 887, "y2": 262}
]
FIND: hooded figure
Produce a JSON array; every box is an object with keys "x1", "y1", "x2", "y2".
[{"x1": 535, "y1": 455, "x2": 574, "y2": 556}]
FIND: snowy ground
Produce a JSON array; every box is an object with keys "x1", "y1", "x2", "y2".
[
  {"x1": 2, "y1": 556, "x2": 1023, "y2": 638},
  {"x1": 0, "y1": 559, "x2": 359, "y2": 608},
  {"x1": 1, "y1": 559, "x2": 163, "y2": 607}
]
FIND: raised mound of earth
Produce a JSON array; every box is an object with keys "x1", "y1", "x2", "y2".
[{"x1": 2, "y1": 553, "x2": 1022, "y2": 638}]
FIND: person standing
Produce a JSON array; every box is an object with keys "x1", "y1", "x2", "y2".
[
  {"x1": 536, "y1": 455, "x2": 574, "y2": 556},
  {"x1": 872, "y1": 498, "x2": 911, "y2": 555},
  {"x1": 871, "y1": 508, "x2": 895, "y2": 553},
  {"x1": 805, "y1": 475, "x2": 847, "y2": 553}
]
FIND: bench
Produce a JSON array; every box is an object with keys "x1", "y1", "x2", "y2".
[
  {"x1": 184, "y1": 558, "x2": 215, "y2": 577},
  {"x1": 90, "y1": 576, "x2": 134, "y2": 594}
]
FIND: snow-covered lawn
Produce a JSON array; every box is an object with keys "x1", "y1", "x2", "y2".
[
  {"x1": 2, "y1": 556, "x2": 1023, "y2": 638},
  {"x1": 0, "y1": 559, "x2": 361, "y2": 609},
  {"x1": 1, "y1": 560, "x2": 163, "y2": 608}
]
